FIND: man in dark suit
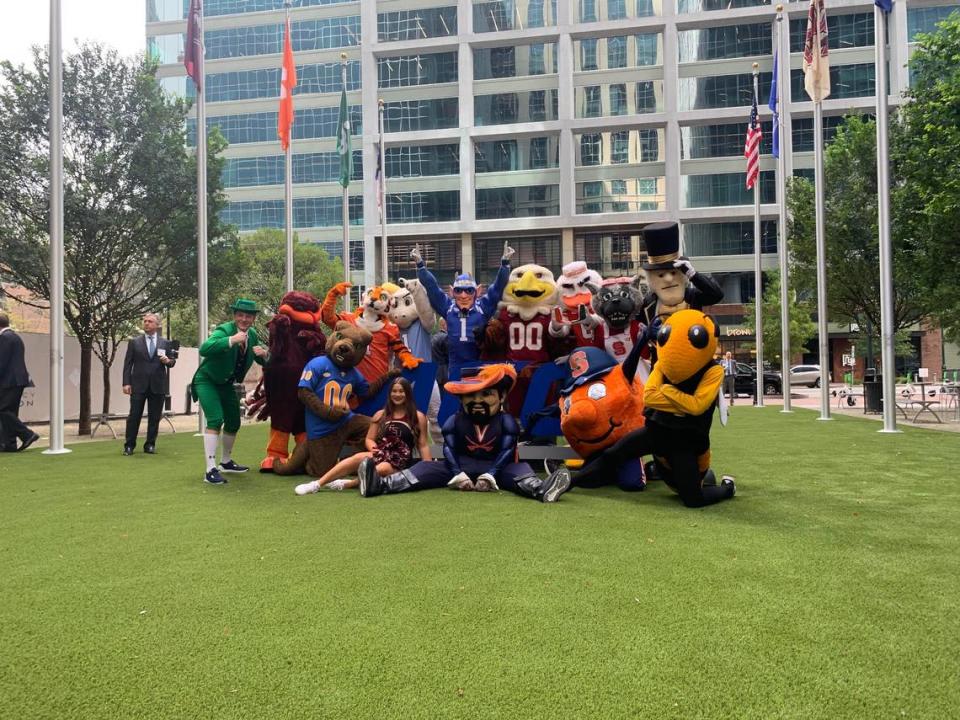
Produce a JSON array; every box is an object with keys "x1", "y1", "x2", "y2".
[
  {"x1": 122, "y1": 313, "x2": 176, "y2": 455},
  {"x1": 0, "y1": 312, "x2": 40, "y2": 452}
]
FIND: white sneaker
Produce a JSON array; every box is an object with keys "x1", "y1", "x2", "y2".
[
  {"x1": 295, "y1": 480, "x2": 321, "y2": 495},
  {"x1": 326, "y1": 478, "x2": 350, "y2": 491}
]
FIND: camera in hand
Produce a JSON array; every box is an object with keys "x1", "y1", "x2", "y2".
[{"x1": 166, "y1": 340, "x2": 180, "y2": 360}]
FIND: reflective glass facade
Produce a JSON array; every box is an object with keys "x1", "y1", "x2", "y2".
[
  {"x1": 476, "y1": 186, "x2": 561, "y2": 219},
  {"x1": 378, "y1": 7, "x2": 458, "y2": 42},
  {"x1": 472, "y1": 0, "x2": 558, "y2": 33},
  {"x1": 221, "y1": 196, "x2": 363, "y2": 231},
  {"x1": 148, "y1": 0, "x2": 918, "y2": 290}
]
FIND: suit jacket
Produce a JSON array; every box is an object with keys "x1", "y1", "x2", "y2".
[
  {"x1": 640, "y1": 271, "x2": 724, "y2": 327},
  {"x1": 122, "y1": 334, "x2": 175, "y2": 396},
  {"x1": 0, "y1": 328, "x2": 33, "y2": 389},
  {"x1": 193, "y1": 321, "x2": 266, "y2": 386}
]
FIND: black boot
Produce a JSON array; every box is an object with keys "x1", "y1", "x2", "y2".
[
  {"x1": 359, "y1": 458, "x2": 418, "y2": 497},
  {"x1": 515, "y1": 468, "x2": 571, "y2": 503}
]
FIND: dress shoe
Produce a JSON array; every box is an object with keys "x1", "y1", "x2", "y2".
[
  {"x1": 143, "y1": 444, "x2": 156, "y2": 454},
  {"x1": 122, "y1": 446, "x2": 134, "y2": 456},
  {"x1": 19, "y1": 433, "x2": 41, "y2": 452}
]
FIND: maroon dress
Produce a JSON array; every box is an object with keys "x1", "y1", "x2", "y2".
[{"x1": 371, "y1": 417, "x2": 417, "y2": 470}]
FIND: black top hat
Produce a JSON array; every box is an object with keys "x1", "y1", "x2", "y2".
[{"x1": 642, "y1": 222, "x2": 683, "y2": 270}]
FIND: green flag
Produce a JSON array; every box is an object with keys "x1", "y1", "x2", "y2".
[{"x1": 336, "y1": 88, "x2": 351, "y2": 188}]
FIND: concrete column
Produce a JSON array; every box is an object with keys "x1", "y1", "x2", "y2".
[
  {"x1": 557, "y1": 1, "x2": 575, "y2": 220},
  {"x1": 460, "y1": 232, "x2": 474, "y2": 276},
  {"x1": 360, "y1": 0, "x2": 380, "y2": 288},
  {"x1": 661, "y1": 5, "x2": 680, "y2": 222},
  {"x1": 458, "y1": 0, "x2": 476, "y2": 224},
  {"x1": 561, "y1": 227, "x2": 575, "y2": 266}
]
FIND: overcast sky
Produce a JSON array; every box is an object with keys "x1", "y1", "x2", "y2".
[{"x1": 1, "y1": 1, "x2": 146, "y2": 67}]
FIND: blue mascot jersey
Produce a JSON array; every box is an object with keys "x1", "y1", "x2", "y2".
[{"x1": 298, "y1": 356, "x2": 369, "y2": 439}]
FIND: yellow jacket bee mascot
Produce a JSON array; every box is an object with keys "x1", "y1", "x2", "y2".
[{"x1": 563, "y1": 309, "x2": 735, "y2": 507}]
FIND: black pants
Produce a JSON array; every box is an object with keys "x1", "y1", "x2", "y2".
[
  {"x1": 575, "y1": 422, "x2": 732, "y2": 508},
  {"x1": 0, "y1": 386, "x2": 30, "y2": 450},
  {"x1": 125, "y1": 392, "x2": 165, "y2": 449}
]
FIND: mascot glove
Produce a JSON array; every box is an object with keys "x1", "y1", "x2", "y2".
[
  {"x1": 673, "y1": 259, "x2": 696, "y2": 279},
  {"x1": 410, "y1": 244, "x2": 423, "y2": 265},
  {"x1": 332, "y1": 281, "x2": 352, "y2": 296},
  {"x1": 400, "y1": 356, "x2": 421, "y2": 370},
  {"x1": 448, "y1": 472, "x2": 471, "y2": 489},
  {"x1": 549, "y1": 318, "x2": 568, "y2": 335},
  {"x1": 501, "y1": 242, "x2": 516, "y2": 262},
  {"x1": 477, "y1": 473, "x2": 499, "y2": 490}
]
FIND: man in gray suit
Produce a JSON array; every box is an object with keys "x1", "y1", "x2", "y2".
[
  {"x1": 0, "y1": 312, "x2": 39, "y2": 452},
  {"x1": 122, "y1": 313, "x2": 176, "y2": 455}
]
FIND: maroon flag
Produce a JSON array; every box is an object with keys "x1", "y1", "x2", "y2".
[
  {"x1": 184, "y1": 0, "x2": 203, "y2": 91},
  {"x1": 744, "y1": 86, "x2": 762, "y2": 190}
]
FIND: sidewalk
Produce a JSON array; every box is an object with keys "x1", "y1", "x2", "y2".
[
  {"x1": 733, "y1": 384, "x2": 960, "y2": 433},
  {"x1": 19, "y1": 412, "x2": 218, "y2": 450}
]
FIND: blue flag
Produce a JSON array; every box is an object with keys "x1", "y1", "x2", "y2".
[
  {"x1": 768, "y1": 51, "x2": 780, "y2": 159},
  {"x1": 875, "y1": 0, "x2": 893, "y2": 12}
]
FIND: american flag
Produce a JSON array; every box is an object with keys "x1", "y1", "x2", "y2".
[{"x1": 744, "y1": 85, "x2": 762, "y2": 190}]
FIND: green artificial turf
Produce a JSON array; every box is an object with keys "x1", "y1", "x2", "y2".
[{"x1": 1, "y1": 409, "x2": 958, "y2": 719}]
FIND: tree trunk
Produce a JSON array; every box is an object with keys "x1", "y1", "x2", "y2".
[
  {"x1": 78, "y1": 343, "x2": 92, "y2": 435},
  {"x1": 101, "y1": 359, "x2": 111, "y2": 416}
]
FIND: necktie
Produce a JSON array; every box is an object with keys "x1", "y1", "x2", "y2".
[{"x1": 147, "y1": 336, "x2": 155, "y2": 358}]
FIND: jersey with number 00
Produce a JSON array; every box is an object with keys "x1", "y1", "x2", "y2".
[
  {"x1": 496, "y1": 308, "x2": 553, "y2": 363},
  {"x1": 298, "y1": 356, "x2": 369, "y2": 439}
]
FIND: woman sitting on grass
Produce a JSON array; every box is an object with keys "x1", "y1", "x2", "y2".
[{"x1": 295, "y1": 377, "x2": 431, "y2": 495}]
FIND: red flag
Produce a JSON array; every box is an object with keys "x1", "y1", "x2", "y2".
[
  {"x1": 278, "y1": 18, "x2": 297, "y2": 151},
  {"x1": 184, "y1": 0, "x2": 203, "y2": 91},
  {"x1": 744, "y1": 85, "x2": 762, "y2": 190}
]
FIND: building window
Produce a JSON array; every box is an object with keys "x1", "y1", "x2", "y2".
[
  {"x1": 907, "y1": 5, "x2": 960, "y2": 41},
  {"x1": 611, "y1": 131, "x2": 630, "y2": 164},
  {"x1": 683, "y1": 171, "x2": 776, "y2": 208},
  {"x1": 198, "y1": 61, "x2": 360, "y2": 102},
  {"x1": 475, "y1": 187, "x2": 560, "y2": 219},
  {"x1": 188, "y1": 105, "x2": 362, "y2": 146},
  {"x1": 607, "y1": 36, "x2": 627, "y2": 69},
  {"x1": 385, "y1": 145, "x2": 460, "y2": 178},
  {"x1": 383, "y1": 98, "x2": 459, "y2": 132},
  {"x1": 678, "y1": 72, "x2": 773, "y2": 111},
  {"x1": 581, "y1": 86, "x2": 602, "y2": 117},
  {"x1": 678, "y1": 23, "x2": 771, "y2": 63},
  {"x1": 476, "y1": 136, "x2": 559, "y2": 172},
  {"x1": 378, "y1": 52, "x2": 458, "y2": 88},
  {"x1": 574, "y1": 232, "x2": 639, "y2": 275},
  {"x1": 638, "y1": 129, "x2": 661, "y2": 162},
  {"x1": 386, "y1": 191, "x2": 460, "y2": 223},
  {"x1": 580, "y1": 38, "x2": 598, "y2": 71},
  {"x1": 791, "y1": 64, "x2": 877, "y2": 100},
  {"x1": 636, "y1": 81, "x2": 657, "y2": 113},
  {"x1": 789, "y1": 12, "x2": 875, "y2": 51},
  {"x1": 378, "y1": 7, "x2": 457, "y2": 42},
  {"x1": 678, "y1": 0, "x2": 768, "y2": 13},
  {"x1": 609, "y1": 0, "x2": 627, "y2": 20},
  {"x1": 579, "y1": 133, "x2": 603, "y2": 166},
  {"x1": 386, "y1": 238, "x2": 462, "y2": 285},
  {"x1": 221, "y1": 196, "x2": 362, "y2": 232},
  {"x1": 474, "y1": 235, "x2": 562, "y2": 283},
  {"x1": 636, "y1": 33, "x2": 660, "y2": 66},
  {"x1": 580, "y1": 0, "x2": 597, "y2": 22},
  {"x1": 681, "y1": 122, "x2": 773, "y2": 159},
  {"x1": 684, "y1": 221, "x2": 778, "y2": 256},
  {"x1": 609, "y1": 84, "x2": 628, "y2": 115},
  {"x1": 790, "y1": 115, "x2": 862, "y2": 152}
]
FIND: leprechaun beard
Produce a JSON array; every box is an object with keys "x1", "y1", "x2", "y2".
[{"x1": 465, "y1": 403, "x2": 498, "y2": 422}]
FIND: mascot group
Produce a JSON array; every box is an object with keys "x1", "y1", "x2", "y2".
[{"x1": 193, "y1": 221, "x2": 737, "y2": 509}]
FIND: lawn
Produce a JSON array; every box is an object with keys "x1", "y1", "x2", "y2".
[{"x1": 1, "y1": 408, "x2": 957, "y2": 719}]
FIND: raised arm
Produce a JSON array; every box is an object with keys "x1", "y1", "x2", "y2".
[
  {"x1": 412, "y1": 243, "x2": 452, "y2": 317},
  {"x1": 199, "y1": 326, "x2": 233, "y2": 357},
  {"x1": 477, "y1": 243, "x2": 514, "y2": 317},
  {"x1": 321, "y1": 282, "x2": 352, "y2": 330}
]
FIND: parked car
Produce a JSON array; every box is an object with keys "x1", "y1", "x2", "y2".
[
  {"x1": 789, "y1": 364, "x2": 822, "y2": 388},
  {"x1": 734, "y1": 362, "x2": 782, "y2": 396}
]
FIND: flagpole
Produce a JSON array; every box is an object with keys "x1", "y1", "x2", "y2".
[
  {"x1": 776, "y1": 5, "x2": 792, "y2": 412},
  {"x1": 874, "y1": 2, "x2": 898, "y2": 432},
  {"x1": 340, "y1": 52, "x2": 351, "y2": 311},
  {"x1": 44, "y1": 0, "x2": 69, "y2": 455},
  {"x1": 813, "y1": 97, "x2": 830, "y2": 420},
  {"x1": 752, "y1": 62, "x2": 764, "y2": 408},
  {"x1": 196, "y1": 1, "x2": 209, "y2": 434},
  {"x1": 284, "y1": 1, "x2": 294, "y2": 293},
  {"x1": 378, "y1": 98, "x2": 388, "y2": 284}
]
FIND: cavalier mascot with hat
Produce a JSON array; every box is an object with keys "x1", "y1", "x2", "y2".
[
  {"x1": 562, "y1": 309, "x2": 735, "y2": 507},
  {"x1": 359, "y1": 364, "x2": 571, "y2": 502}
]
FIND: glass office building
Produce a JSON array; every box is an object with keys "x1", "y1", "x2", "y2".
[{"x1": 147, "y1": 0, "x2": 959, "y2": 305}]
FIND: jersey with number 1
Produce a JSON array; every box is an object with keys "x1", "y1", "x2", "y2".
[
  {"x1": 298, "y1": 356, "x2": 369, "y2": 440},
  {"x1": 496, "y1": 308, "x2": 553, "y2": 363}
]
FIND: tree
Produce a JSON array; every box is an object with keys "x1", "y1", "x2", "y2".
[
  {"x1": 0, "y1": 45, "x2": 234, "y2": 431},
  {"x1": 785, "y1": 115, "x2": 925, "y2": 339},
  {"x1": 895, "y1": 12, "x2": 960, "y2": 342},
  {"x1": 169, "y1": 229, "x2": 344, "y2": 342},
  {"x1": 742, "y1": 271, "x2": 817, "y2": 367}
]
